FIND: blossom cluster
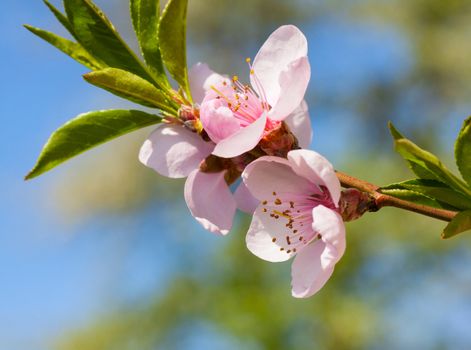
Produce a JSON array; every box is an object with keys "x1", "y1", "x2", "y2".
[{"x1": 139, "y1": 25, "x2": 346, "y2": 298}]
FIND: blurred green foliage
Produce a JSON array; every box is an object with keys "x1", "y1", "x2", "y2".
[{"x1": 46, "y1": 0, "x2": 471, "y2": 348}]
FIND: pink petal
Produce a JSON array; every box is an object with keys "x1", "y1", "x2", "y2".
[
  {"x1": 184, "y1": 170, "x2": 236, "y2": 235},
  {"x1": 284, "y1": 100, "x2": 312, "y2": 148},
  {"x1": 188, "y1": 63, "x2": 228, "y2": 104},
  {"x1": 268, "y1": 57, "x2": 311, "y2": 121},
  {"x1": 287, "y1": 150, "x2": 341, "y2": 205},
  {"x1": 200, "y1": 99, "x2": 241, "y2": 143},
  {"x1": 311, "y1": 205, "x2": 346, "y2": 269},
  {"x1": 233, "y1": 182, "x2": 259, "y2": 214},
  {"x1": 246, "y1": 205, "x2": 297, "y2": 262},
  {"x1": 139, "y1": 125, "x2": 214, "y2": 178},
  {"x1": 212, "y1": 113, "x2": 267, "y2": 158},
  {"x1": 291, "y1": 241, "x2": 335, "y2": 298},
  {"x1": 252, "y1": 25, "x2": 308, "y2": 107},
  {"x1": 242, "y1": 156, "x2": 312, "y2": 201}
]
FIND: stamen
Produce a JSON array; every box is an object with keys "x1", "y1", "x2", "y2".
[
  {"x1": 210, "y1": 85, "x2": 232, "y2": 104},
  {"x1": 272, "y1": 210, "x2": 291, "y2": 219}
]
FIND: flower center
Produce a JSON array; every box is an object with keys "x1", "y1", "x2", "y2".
[
  {"x1": 209, "y1": 58, "x2": 280, "y2": 133},
  {"x1": 260, "y1": 186, "x2": 336, "y2": 254}
]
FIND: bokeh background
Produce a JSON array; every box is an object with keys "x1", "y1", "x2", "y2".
[{"x1": 2, "y1": 0, "x2": 471, "y2": 349}]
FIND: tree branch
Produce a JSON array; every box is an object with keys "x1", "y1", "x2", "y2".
[{"x1": 336, "y1": 170, "x2": 457, "y2": 222}]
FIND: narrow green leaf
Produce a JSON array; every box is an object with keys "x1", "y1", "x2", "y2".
[
  {"x1": 63, "y1": 0, "x2": 154, "y2": 83},
  {"x1": 388, "y1": 120, "x2": 404, "y2": 140},
  {"x1": 442, "y1": 210, "x2": 471, "y2": 239},
  {"x1": 381, "y1": 179, "x2": 471, "y2": 210},
  {"x1": 43, "y1": 0, "x2": 75, "y2": 36},
  {"x1": 455, "y1": 116, "x2": 471, "y2": 186},
  {"x1": 395, "y1": 139, "x2": 471, "y2": 197},
  {"x1": 25, "y1": 110, "x2": 161, "y2": 180},
  {"x1": 24, "y1": 25, "x2": 102, "y2": 70},
  {"x1": 388, "y1": 122, "x2": 471, "y2": 197},
  {"x1": 130, "y1": 0, "x2": 169, "y2": 87},
  {"x1": 388, "y1": 122, "x2": 436, "y2": 179},
  {"x1": 380, "y1": 188, "x2": 452, "y2": 210},
  {"x1": 159, "y1": 0, "x2": 191, "y2": 100},
  {"x1": 130, "y1": 0, "x2": 140, "y2": 36},
  {"x1": 83, "y1": 68, "x2": 176, "y2": 113}
]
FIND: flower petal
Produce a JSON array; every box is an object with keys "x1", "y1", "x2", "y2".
[
  {"x1": 184, "y1": 170, "x2": 236, "y2": 235},
  {"x1": 212, "y1": 113, "x2": 267, "y2": 158},
  {"x1": 291, "y1": 241, "x2": 335, "y2": 298},
  {"x1": 189, "y1": 63, "x2": 228, "y2": 104},
  {"x1": 268, "y1": 56, "x2": 311, "y2": 121},
  {"x1": 200, "y1": 99, "x2": 241, "y2": 143},
  {"x1": 284, "y1": 100, "x2": 312, "y2": 148},
  {"x1": 252, "y1": 25, "x2": 308, "y2": 107},
  {"x1": 242, "y1": 156, "x2": 312, "y2": 201},
  {"x1": 234, "y1": 182, "x2": 259, "y2": 214},
  {"x1": 311, "y1": 205, "x2": 346, "y2": 269},
  {"x1": 246, "y1": 205, "x2": 297, "y2": 262},
  {"x1": 139, "y1": 125, "x2": 214, "y2": 178},
  {"x1": 287, "y1": 150, "x2": 341, "y2": 205}
]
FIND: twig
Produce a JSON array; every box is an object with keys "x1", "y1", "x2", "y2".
[{"x1": 336, "y1": 171, "x2": 457, "y2": 222}]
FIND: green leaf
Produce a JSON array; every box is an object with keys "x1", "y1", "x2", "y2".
[
  {"x1": 130, "y1": 0, "x2": 169, "y2": 87},
  {"x1": 388, "y1": 122, "x2": 471, "y2": 197},
  {"x1": 442, "y1": 210, "x2": 471, "y2": 239},
  {"x1": 63, "y1": 0, "x2": 154, "y2": 84},
  {"x1": 388, "y1": 122, "x2": 436, "y2": 179},
  {"x1": 455, "y1": 116, "x2": 471, "y2": 186},
  {"x1": 381, "y1": 179, "x2": 471, "y2": 210},
  {"x1": 24, "y1": 25, "x2": 103, "y2": 70},
  {"x1": 83, "y1": 68, "x2": 176, "y2": 113},
  {"x1": 43, "y1": 0, "x2": 75, "y2": 36},
  {"x1": 159, "y1": 0, "x2": 191, "y2": 100},
  {"x1": 379, "y1": 188, "x2": 452, "y2": 210},
  {"x1": 25, "y1": 110, "x2": 161, "y2": 180},
  {"x1": 395, "y1": 138, "x2": 471, "y2": 197}
]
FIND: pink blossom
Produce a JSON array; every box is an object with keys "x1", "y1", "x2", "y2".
[
  {"x1": 139, "y1": 63, "x2": 238, "y2": 235},
  {"x1": 139, "y1": 24, "x2": 313, "y2": 235},
  {"x1": 242, "y1": 150, "x2": 345, "y2": 298},
  {"x1": 199, "y1": 25, "x2": 311, "y2": 158}
]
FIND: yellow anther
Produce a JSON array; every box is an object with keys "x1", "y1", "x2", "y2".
[
  {"x1": 250, "y1": 69, "x2": 254, "y2": 75},
  {"x1": 194, "y1": 119, "x2": 203, "y2": 133},
  {"x1": 272, "y1": 210, "x2": 291, "y2": 219},
  {"x1": 246, "y1": 57, "x2": 251, "y2": 63},
  {"x1": 232, "y1": 75, "x2": 239, "y2": 82}
]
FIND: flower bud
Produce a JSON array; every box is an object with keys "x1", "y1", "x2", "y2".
[
  {"x1": 259, "y1": 122, "x2": 299, "y2": 157},
  {"x1": 339, "y1": 188, "x2": 376, "y2": 222}
]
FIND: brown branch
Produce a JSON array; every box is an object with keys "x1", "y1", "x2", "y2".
[{"x1": 335, "y1": 170, "x2": 457, "y2": 222}]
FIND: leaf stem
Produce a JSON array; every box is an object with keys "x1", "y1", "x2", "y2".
[{"x1": 335, "y1": 171, "x2": 458, "y2": 222}]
